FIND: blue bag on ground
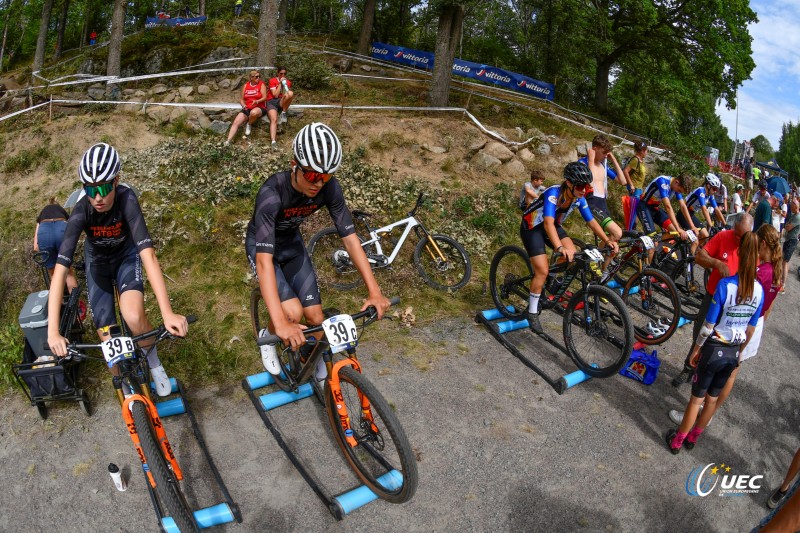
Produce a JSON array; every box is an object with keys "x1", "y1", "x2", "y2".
[{"x1": 618, "y1": 349, "x2": 660, "y2": 384}]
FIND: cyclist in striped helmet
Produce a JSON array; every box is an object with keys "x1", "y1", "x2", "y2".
[
  {"x1": 248, "y1": 123, "x2": 389, "y2": 377},
  {"x1": 46, "y1": 143, "x2": 188, "y2": 397}
]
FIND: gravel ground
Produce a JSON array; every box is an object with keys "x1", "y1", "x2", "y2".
[{"x1": 1, "y1": 258, "x2": 798, "y2": 533}]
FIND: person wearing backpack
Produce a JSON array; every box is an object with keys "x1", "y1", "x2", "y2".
[{"x1": 623, "y1": 141, "x2": 648, "y2": 199}]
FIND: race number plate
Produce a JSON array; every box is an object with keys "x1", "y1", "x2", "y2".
[
  {"x1": 584, "y1": 248, "x2": 604, "y2": 264},
  {"x1": 640, "y1": 236, "x2": 655, "y2": 250},
  {"x1": 686, "y1": 230, "x2": 698, "y2": 242},
  {"x1": 101, "y1": 336, "x2": 135, "y2": 363},
  {"x1": 323, "y1": 314, "x2": 359, "y2": 354}
]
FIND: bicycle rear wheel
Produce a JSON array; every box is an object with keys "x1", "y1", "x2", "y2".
[
  {"x1": 307, "y1": 227, "x2": 364, "y2": 290},
  {"x1": 622, "y1": 268, "x2": 681, "y2": 345},
  {"x1": 131, "y1": 401, "x2": 198, "y2": 533},
  {"x1": 413, "y1": 234, "x2": 471, "y2": 290},
  {"x1": 326, "y1": 366, "x2": 417, "y2": 503},
  {"x1": 563, "y1": 285, "x2": 633, "y2": 378},
  {"x1": 489, "y1": 245, "x2": 532, "y2": 321}
]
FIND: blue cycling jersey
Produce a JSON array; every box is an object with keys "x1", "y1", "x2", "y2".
[
  {"x1": 685, "y1": 186, "x2": 718, "y2": 212},
  {"x1": 642, "y1": 176, "x2": 684, "y2": 206},
  {"x1": 522, "y1": 184, "x2": 594, "y2": 230},
  {"x1": 706, "y1": 275, "x2": 763, "y2": 344}
]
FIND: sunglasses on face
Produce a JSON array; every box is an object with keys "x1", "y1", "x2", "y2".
[
  {"x1": 572, "y1": 183, "x2": 589, "y2": 191},
  {"x1": 300, "y1": 167, "x2": 332, "y2": 184},
  {"x1": 84, "y1": 181, "x2": 115, "y2": 198},
  {"x1": 250, "y1": 75, "x2": 260, "y2": 79}
]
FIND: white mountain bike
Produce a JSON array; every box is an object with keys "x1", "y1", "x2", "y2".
[{"x1": 307, "y1": 193, "x2": 471, "y2": 291}]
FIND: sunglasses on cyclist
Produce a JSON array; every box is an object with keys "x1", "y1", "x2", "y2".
[
  {"x1": 572, "y1": 182, "x2": 589, "y2": 191},
  {"x1": 84, "y1": 181, "x2": 115, "y2": 198},
  {"x1": 300, "y1": 167, "x2": 332, "y2": 184}
]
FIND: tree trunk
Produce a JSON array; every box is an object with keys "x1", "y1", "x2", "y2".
[
  {"x1": 594, "y1": 56, "x2": 612, "y2": 113},
  {"x1": 356, "y1": 0, "x2": 375, "y2": 56},
  {"x1": 32, "y1": 0, "x2": 55, "y2": 73},
  {"x1": 428, "y1": 4, "x2": 464, "y2": 107},
  {"x1": 0, "y1": 0, "x2": 14, "y2": 72},
  {"x1": 256, "y1": 0, "x2": 279, "y2": 68},
  {"x1": 54, "y1": 0, "x2": 69, "y2": 59},
  {"x1": 199, "y1": 0, "x2": 205, "y2": 16},
  {"x1": 106, "y1": 0, "x2": 126, "y2": 77},
  {"x1": 277, "y1": 0, "x2": 287, "y2": 31}
]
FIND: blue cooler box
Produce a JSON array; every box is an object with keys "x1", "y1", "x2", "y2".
[{"x1": 18, "y1": 290, "x2": 53, "y2": 358}]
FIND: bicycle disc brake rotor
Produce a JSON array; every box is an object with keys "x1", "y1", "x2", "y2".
[
  {"x1": 359, "y1": 418, "x2": 385, "y2": 450},
  {"x1": 332, "y1": 249, "x2": 353, "y2": 272}
]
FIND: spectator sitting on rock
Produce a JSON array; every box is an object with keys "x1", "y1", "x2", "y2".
[
  {"x1": 224, "y1": 70, "x2": 267, "y2": 146},
  {"x1": 519, "y1": 169, "x2": 546, "y2": 210},
  {"x1": 266, "y1": 66, "x2": 294, "y2": 150}
]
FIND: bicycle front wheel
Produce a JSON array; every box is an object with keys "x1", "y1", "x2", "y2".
[
  {"x1": 563, "y1": 285, "x2": 633, "y2": 378},
  {"x1": 307, "y1": 227, "x2": 364, "y2": 290},
  {"x1": 489, "y1": 245, "x2": 532, "y2": 320},
  {"x1": 623, "y1": 268, "x2": 681, "y2": 345},
  {"x1": 131, "y1": 401, "x2": 198, "y2": 533},
  {"x1": 326, "y1": 366, "x2": 417, "y2": 503},
  {"x1": 673, "y1": 259, "x2": 706, "y2": 321},
  {"x1": 413, "y1": 234, "x2": 471, "y2": 291}
]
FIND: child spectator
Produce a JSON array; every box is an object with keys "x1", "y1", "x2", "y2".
[
  {"x1": 666, "y1": 231, "x2": 762, "y2": 453},
  {"x1": 519, "y1": 169, "x2": 546, "y2": 211}
]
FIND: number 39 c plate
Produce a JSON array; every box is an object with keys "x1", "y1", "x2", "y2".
[
  {"x1": 322, "y1": 314, "x2": 359, "y2": 353},
  {"x1": 686, "y1": 230, "x2": 698, "y2": 242},
  {"x1": 101, "y1": 336, "x2": 135, "y2": 363},
  {"x1": 640, "y1": 236, "x2": 655, "y2": 250}
]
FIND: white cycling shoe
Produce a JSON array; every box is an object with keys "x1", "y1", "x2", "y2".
[
  {"x1": 150, "y1": 365, "x2": 172, "y2": 397},
  {"x1": 259, "y1": 329, "x2": 281, "y2": 376}
]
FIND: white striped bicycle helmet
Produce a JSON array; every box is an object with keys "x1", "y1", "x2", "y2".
[
  {"x1": 292, "y1": 122, "x2": 343, "y2": 174},
  {"x1": 705, "y1": 173, "x2": 721, "y2": 188},
  {"x1": 79, "y1": 143, "x2": 121, "y2": 184}
]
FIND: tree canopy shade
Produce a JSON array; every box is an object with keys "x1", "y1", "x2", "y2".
[{"x1": 777, "y1": 122, "x2": 800, "y2": 182}]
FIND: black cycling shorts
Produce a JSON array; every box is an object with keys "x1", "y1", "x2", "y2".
[
  {"x1": 520, "y1": 223, "x2": 568, "y2": 258},
  {"x1": 586, "y1": 194, "x2": 614, "y2": 230},
  {"x1": 246, "y1": 233, "x2": 321, "y2": 308},
  {"x1": 676, "y1": 210, "x2": 702, "y2": 230},
  {"x1": 691, "y1": 341, "x2": 740, "y2": 398},
  {"x1": 85, "y1": 245, "x2": 145, "y2": 329},
  {"x1": 637, "y1": 203, "x2": 672, "y2": 234}
]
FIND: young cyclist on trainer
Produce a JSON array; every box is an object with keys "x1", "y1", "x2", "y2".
[
  {"x1": 679, "y1": 173, "x2": 727, "y2": 253},
  {"x1": 637, "y1": 173, "x2": 694, "y2": 247},
  {"x1": 247, "y1": 122, "x2": 390, "y2": 380},
  {"x1": 521, "y1": 161, "x2": 619, "y2": 334},
  {"x1": 46, "y1": 143, "x2": 188, "y2": 396}
]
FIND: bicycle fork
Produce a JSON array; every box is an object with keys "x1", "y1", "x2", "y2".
[
  {"x1": 121, "y1": 394, "x2": 184, "y2": 488},
  {"x1": 327, "y1": 358, "x2": 379, "y2": 448}
]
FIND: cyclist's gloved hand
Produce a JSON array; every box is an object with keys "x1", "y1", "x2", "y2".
[
  {"x1": 47, "y1": 332, "x2": 69, "y2": 358},
  {"x1": 163, "y1": 312, "x2": 188, "y2": 338},
  {"x1": 362, "y1": 292, "x2": 391, "y2": 320},
  {"x1": 276, "y1": 321, "x2": 307, "y2": 350}
]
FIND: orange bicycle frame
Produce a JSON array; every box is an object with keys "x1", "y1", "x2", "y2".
[
  {"x1": 121, "y1": 394, "x2": 183, "y2": 488},
  {"x1": 327, "y1": 358, "x2": 379, "y2": 448}
]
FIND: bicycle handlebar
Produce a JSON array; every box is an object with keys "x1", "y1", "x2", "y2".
[
  {"x1": 48, "y1": 315, "x2": 197, "y2": 362},
  {"x1": 257, "y1": 297, "x2": 400, "y2": 346}
]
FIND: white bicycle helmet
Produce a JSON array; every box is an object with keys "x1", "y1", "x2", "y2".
[
  {"x1": 292, "y1": 122, "x2": 343, "y2": 174},
  {"x1": 79, "y1": 143, "x2": 120, "y2": 184},
  {"x1": 705, "y1": 173, "x2": 721, "y2": 188}
]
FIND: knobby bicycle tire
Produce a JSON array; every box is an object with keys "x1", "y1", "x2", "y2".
[
  {"x1": 623, "y1": 268, "x2": 681, "y2": 345},
  {"x1": 413, "y1": 234, "x2": 471, "y2": 291},
  {"x1": 131, "y1": 401, "x2": 198, "y2": 533},
  {"x1": 489, "y1": 245, "x2": 532, "y2": 321},
  {"x1": 672, "y1": 258, "x2": 706, "y2": 321},
  {"x1": 307, "y1": 227, "x2": 364, "y2": 290},
  {"x1": 562, "y1": 285, "x2": 634, "y2": 378},
  {"x1": 326, "y1": 366, "x2": 417, "y2": 503}
]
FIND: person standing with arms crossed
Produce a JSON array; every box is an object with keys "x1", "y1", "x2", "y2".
[{"x1": 672, "y1": 212, "x2": 754, "y2": 387}]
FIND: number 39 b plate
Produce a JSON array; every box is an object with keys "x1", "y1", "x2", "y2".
[{"x1": 322, "y1": 314, "x2": 359, "y2": 353}]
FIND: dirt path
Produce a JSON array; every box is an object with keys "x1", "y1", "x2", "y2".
[{"x1": 2, "y1": 258, "x2": 799, "y2": 532}]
